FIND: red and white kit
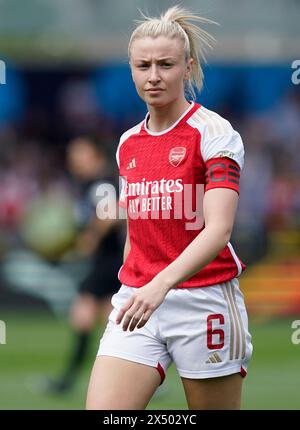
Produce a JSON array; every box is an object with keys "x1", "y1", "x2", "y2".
[
  {"x1": 99, "y1": 279, "x2": 252, "y2": 382},
  {"x1": 98, "y1": 102, "x2": 252, "y2": 381},
  {"x1": 117, "y1": 101, "x2": 245, "y2": 288}
]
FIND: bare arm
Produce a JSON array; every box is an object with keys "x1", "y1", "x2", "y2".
[
  {"x1": 156, "y1": 187, "x2": 239, "y2": 290},
  {"x1": 76, "y1": 217, "x2": 119, "y2": 257}
]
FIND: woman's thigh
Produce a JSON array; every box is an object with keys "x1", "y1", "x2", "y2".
[
  {"x1": 181, "y1": 373, "x2": 243, "y2": 410},
  {"x1": 86, "y1": 356, "x2": 161, "y2": 410}
]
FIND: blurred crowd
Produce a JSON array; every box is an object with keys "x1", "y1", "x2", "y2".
[{"x1": 231, "y1": 88, "x2": 300, "y2": 263}]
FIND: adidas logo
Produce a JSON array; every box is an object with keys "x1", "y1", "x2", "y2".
[
  {"x1": 205, "y1": 352, "x2": 222, "y2": 364},
  {"x1": 126, "y1": 158, "x2": 136, "y2": 170}
]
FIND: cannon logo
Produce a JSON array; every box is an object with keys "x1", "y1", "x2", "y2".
[{"x1": 169, "y1": 147, "x2": 186, "y2": 167}]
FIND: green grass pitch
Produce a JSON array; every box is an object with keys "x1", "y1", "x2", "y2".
[{"x1": 0, "y1": 311, "x2": 299, "y2": 410}]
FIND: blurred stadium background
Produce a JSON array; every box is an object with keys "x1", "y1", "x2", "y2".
[{"x1": 0, "y1": 0, "x2": 299, "y2": 410}]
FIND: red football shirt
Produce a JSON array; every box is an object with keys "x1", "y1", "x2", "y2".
[{"x1": 116, "y1": 102, "x2": 246, "y2": 288}]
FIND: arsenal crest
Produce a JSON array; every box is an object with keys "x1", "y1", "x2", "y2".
[{"x1": 169, "y1": 147, "x2": 186, "y2": 167}]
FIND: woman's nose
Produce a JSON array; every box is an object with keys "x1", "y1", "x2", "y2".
[{"x1": 148, "y1": 65, "x2": 161, "y2": 84}]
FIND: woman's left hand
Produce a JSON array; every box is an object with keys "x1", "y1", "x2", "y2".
[{"x1": 116, "y1": 279, "x2": 170, "y2": 332}]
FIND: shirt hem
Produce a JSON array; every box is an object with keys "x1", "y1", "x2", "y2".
[{"x1": 119, "y1": 273, "x2": 244, "y2": 289}]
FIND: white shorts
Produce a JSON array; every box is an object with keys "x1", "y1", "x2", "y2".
[{"x1": 97, "y1": 278, "x2": 253, "y2": 384}]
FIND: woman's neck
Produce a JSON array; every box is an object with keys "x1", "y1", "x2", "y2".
[{"x1": 147, "y1": 98, "x2": 191, "y2": 132}]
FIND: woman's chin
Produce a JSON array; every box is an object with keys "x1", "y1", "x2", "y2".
[{"x1": 145, "y1": 96, "x2": 168, "y2": 108}]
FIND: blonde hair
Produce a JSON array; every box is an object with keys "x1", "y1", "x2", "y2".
[{"x1": 128, "y1": 5, "x2": 217, "y2": 99}]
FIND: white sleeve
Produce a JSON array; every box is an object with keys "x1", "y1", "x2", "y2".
[
  {"x1": 116, "y1": 121, "x2": 144, "y2": 169},
  {"x1": 116, "y1": 138, "x2": 121, "y2": 169},
  {"x1": 201, "y1": 128, "x2": 245, "y2": 170}
]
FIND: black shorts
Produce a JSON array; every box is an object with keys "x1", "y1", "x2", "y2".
[{"x1": 79, "y1": 256, "x2": 121, "y2": 299}]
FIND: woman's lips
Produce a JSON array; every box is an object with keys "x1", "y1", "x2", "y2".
[{"x1": 146, "y1": 88, "x2": 164, "y2": 92}]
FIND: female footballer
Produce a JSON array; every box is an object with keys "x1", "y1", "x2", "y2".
[{"x1": 86, "y1": 5, "x2": 252, "y2": 410}]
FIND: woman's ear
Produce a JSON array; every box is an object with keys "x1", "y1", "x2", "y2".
[{"x1": 184, "y1": 57, "x2": 194, "y2": 80}]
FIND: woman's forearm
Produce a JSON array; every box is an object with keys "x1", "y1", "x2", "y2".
[{"x1": 155, "y1": 225, "x2": 231, "y2": 292}]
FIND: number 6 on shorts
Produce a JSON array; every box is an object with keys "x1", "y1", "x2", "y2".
[{"x1": 207, "y1": 314, "x2": 225, "y2": 350}]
